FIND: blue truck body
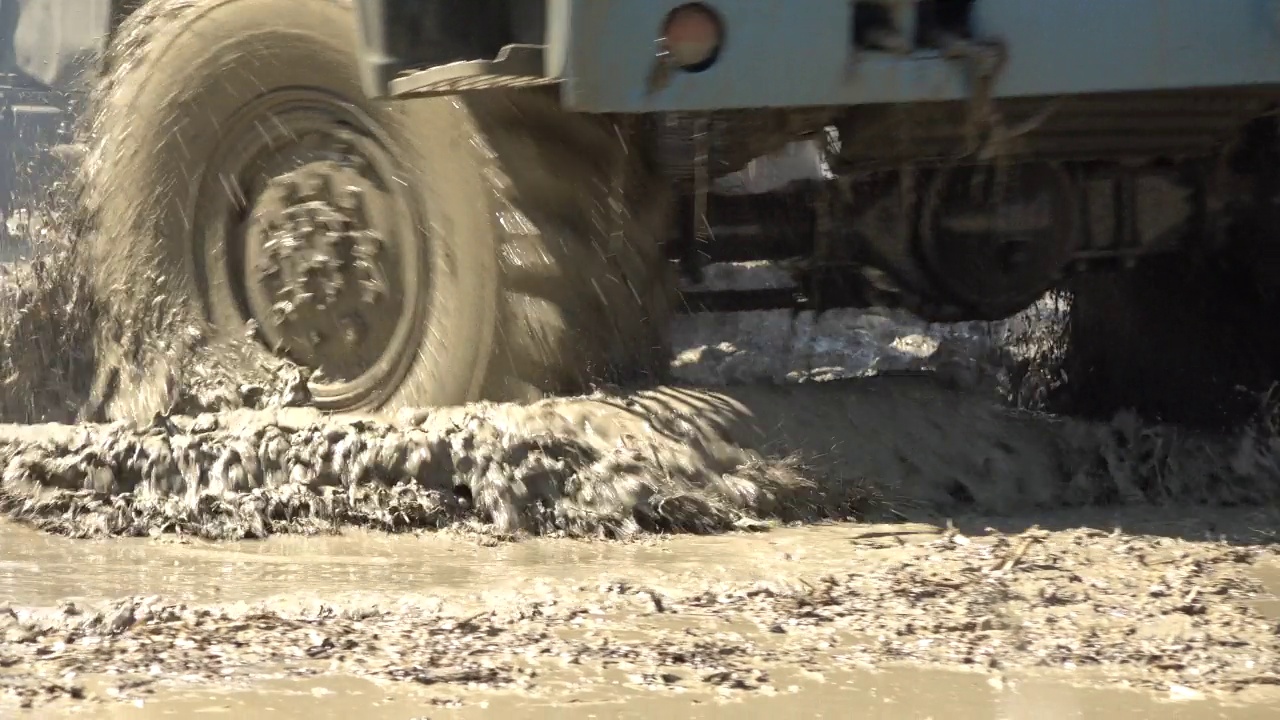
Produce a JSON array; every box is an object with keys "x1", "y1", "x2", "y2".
[
  {"x1": 557, "y1": 0, "x2": 1280, "y2": 112},
  {"x1": 9, "y1": 0, "x2": 1280, "y2": 113}
]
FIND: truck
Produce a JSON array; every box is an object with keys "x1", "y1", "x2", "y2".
[{"x1": 7, "y1": 0, "x2": 1280, "y2": 422}]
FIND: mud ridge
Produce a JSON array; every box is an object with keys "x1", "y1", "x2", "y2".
[
  {"x1": 0, "y1": 379, "x2": 1277, "y2": 540},
  {"x1": 0, "y1": 392, "x2": 853, "y2": 540}
]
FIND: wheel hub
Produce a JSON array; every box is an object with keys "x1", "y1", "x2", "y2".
[
  {"x1": 918, "y1": 161, "x2": 1079, "y2": 319},
  {"x1": 243, "y1": 159, "x2": 403, "y2": 385}
]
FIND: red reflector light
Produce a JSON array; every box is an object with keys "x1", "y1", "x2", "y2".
[{"x1": 661, "y1": 3, "x2": 724, "y2": 71}]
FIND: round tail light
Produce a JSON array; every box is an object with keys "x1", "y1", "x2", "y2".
[{"x1": 661, "y1": 3, "x2": 724, "y2": 72}]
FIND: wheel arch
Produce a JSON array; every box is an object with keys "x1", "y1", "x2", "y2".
[{"x1": 352, "y1": 0, "x2": 547, "y2": 97}]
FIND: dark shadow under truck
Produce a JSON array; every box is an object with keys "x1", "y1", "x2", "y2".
[{"x1": 12, "y1": 0, "x2": 1280, "y2": 425}]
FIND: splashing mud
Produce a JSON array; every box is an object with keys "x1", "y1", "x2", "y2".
[
  {"x1": 0, "y1": 372, "x2": 1278, "y2": 540},
  {"x1": 0, "y1": 228, "x2": 303, "y2": 426},
  {"x1": 0, "y1": 179, "x2": 1278, "y2": 540},
  {"x1": 7, "y1": 206, "x2": 1280, "y2": 713},
  {"x1": 3, "y1": 3, "x2": 1280, "y2": 710},
  {"x1": 6, "y1": 0, "x2": 1265, "y2": 544}
]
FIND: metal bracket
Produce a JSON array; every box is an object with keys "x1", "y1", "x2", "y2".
[{"x1": 386, "y1": 44, "x2": 557, "y2": 98}]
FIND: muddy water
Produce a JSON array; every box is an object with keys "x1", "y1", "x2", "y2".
[
  {"x1": 0, "y1": 521, "x2": 897, "y2": 607},
  {"x1": 50, "y1": 667, "x2": 1280, "y2": 720},
  {"x1": 6, "y1": 517, "x2": 1280, "y2": 717},
  {"x1": 4, "y1": 370, "x2": 1280, "y2": 716}
]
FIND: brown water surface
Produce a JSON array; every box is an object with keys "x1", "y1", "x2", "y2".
[{"x1": 6, "y1": 518, "x2": 1280, "y2": 717}]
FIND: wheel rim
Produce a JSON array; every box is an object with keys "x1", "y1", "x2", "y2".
[
  {"x1": 918, "y1": 161, "x2": 1079, "y2": 319},
  {"x1": 194, "y1": 89, "x2": 426, "y2": 409}
]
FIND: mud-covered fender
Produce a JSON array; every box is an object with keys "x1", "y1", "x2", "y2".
[{"x1": 8, "y1": 0, "x2": 111, "y2": 89}]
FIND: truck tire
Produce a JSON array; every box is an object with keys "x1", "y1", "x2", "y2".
[{"x1": 79, "y1": 0, "x2": 674, "y2": 412}]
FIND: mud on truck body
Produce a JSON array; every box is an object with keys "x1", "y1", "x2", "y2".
[{"x1": 12, "y1": 0, "x2": 1280, "y2": 420}]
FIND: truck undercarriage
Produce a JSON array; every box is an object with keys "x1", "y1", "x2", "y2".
[{"x1": 675, "y1": 89, "x2": 1280, "y2": 324}]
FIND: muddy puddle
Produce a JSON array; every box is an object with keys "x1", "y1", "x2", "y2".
[
  {"x1": 4, "y1": 368, "x2": 1280, "y2": 713},
  {"x1": 39, "y1": 666, "x2": 1280, "y2": 719},
  {"x1": 5, "y1": 510, "x2": 1280, "y2": 714},
  {"x1": 0, "y1": 521, "x2": 908, "y2": 608}
]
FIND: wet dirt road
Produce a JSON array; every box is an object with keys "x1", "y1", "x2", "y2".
[
  {"x1": 5, "y1": 508, "x2": 1280, "y2": 717},
  {"x1": 40, "y1": 667, "x2": 1280, "y2": 719}
]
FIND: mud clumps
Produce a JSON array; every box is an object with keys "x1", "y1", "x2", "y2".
[
  {"x1": 0, "y1": 391, "x2": 859, "y2": 540},
  {"x1": 1, "y1": 377, "x2": 1279, "y2": 541}
]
